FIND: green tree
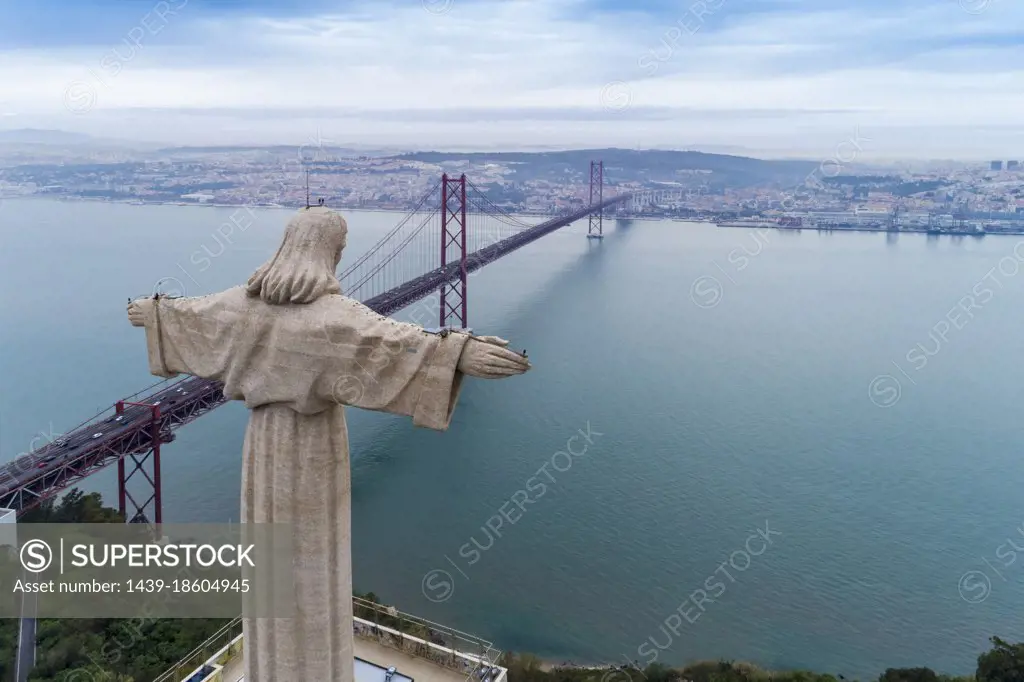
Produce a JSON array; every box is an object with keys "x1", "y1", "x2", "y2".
[
  {"x1": 879, "y1": 668, "x2": 939, "y2": 682},
  {"x1": 977, "y1": 637, "x2": 1024, "y2": 682}
]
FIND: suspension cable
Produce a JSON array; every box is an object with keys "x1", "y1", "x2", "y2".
[
  {"x1": 337, "y1": 178, "x2": 442, "y2": 281},
  {"x1": 345, "y1": 209, "x2": 438, "y2": 296}
]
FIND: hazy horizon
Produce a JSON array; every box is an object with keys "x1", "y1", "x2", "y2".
[{"x1": 0, "y1": 127, "x2": 1009, "y2": 166}]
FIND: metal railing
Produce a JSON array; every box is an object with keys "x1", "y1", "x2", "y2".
[
  {"x1": 154, "y1": 598, "x2": 503, "y2": 682},
  {"x1": 353, "y1": 597, "x2": 504, "y2": 680},
  {"x1": 152, "y1": 618, "x2": 242, "y2": 682}
]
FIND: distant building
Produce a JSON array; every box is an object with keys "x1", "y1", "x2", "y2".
[
  {"x1": 991, "y1": 161, "x2": 1003, "y2": 171},
  {"x1": 1008, "y1": 161, "x2": 1021, "y2": 171}
]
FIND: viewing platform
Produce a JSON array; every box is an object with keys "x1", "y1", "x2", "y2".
[{"x1": 155, "y1": 597, "x2": 506, "y2": 682}]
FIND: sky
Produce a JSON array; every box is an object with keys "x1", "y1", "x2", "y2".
[{"x1": 0, "y1": 0, "x2": 1021, "y2": 159}]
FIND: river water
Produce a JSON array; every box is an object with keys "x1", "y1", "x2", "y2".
[{"x1": 1, "y1": 199, "x2": 1022, "y2": 678}]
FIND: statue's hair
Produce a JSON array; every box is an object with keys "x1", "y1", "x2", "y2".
[{"x1": 246, "y1": 207, "x2": 348, "y2": 305}]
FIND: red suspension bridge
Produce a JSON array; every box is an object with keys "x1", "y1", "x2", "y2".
[{"x1": 0, "y1": 163, "x2": 629, "y2": 523}]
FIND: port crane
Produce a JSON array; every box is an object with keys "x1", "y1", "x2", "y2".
[
  {"x1": 952, "y1": 199, "x2": 970, "y2": 231},
  {"x1": 888, "y1": 200, "x2": 904, "y2": 230}
]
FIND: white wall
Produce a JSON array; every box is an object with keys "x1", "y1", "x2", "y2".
[{"x1": 0, "y1": 508, "x2": 17, "y2": 550}]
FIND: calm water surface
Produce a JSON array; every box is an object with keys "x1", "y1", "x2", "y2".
[{"x1": 1, "y1": 199, "x2": 1022, "y2": 678}]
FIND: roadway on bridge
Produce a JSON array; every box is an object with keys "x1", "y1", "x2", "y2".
[{"x1": 3, "y1": 376, "x2": 203, "y2": 489}]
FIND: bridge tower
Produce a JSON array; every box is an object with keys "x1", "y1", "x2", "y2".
[
  {"x1": 439, "y1": 173, "x2": 469, "y2": 329},
  {"x1": 114, "y1": 400, "x2": 164, "y2": 526},
  {"x1": 587, "y1": 161, "x2": 603, "y2": 239}
]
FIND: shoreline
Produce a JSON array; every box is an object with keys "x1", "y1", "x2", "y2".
[
  {"x1": 11, "y1": 195, "x2": 1022, "y2": 234},
  {"x1": 0, "y1": 195, "x2": 833, "y2": 228},
  {"x1": 0, "y1": 194, "x2": 563, "y2": 220},
  {"x1": 10, "y1": 191, "x2": 1024, "y2": 239},
  {"x1": 716, "y1": 222, "x2": 1024, "y2": 236},
  {"x1": 1, "y1": 194, "x2": 720, "y2": 225},
  {"x1": 538, "y1": 660, "x2": 611, "y2": 673}
]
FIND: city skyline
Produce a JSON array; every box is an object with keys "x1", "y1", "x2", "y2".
[{"x1": 0, "y1": 0, "x2": 1021, "y2": 158}]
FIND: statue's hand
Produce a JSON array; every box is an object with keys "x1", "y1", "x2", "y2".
[
  {"x1": 458, "y1": 337, "x2": 531, "y2": 379},
  {"x1": 127, "y1": 297, "x2": 155, "y2": 327}
]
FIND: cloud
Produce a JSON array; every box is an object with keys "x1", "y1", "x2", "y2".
[{"x1": 0, "y1": 0, "x2": 1020, "y2": 157}]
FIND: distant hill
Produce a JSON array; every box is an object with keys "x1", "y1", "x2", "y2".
[
  {"x1": 149, "y1": 146, "x2": 819, "y2": 187},
  {"x1": 154, "y1": 145, "x2": 400, "y2": 157},
  {"x1": 0, "y1": 129, "x2": 98, "y2": 145},
  {"x1": 0, "y1": 136, "x2": 821, "y2": 189},
  {"x1": 397, "y1": 148, "x2": 819, "y2": 188}
]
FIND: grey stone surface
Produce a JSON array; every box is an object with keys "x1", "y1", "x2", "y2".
[{"x1": 127, "y1": 207, "x2": 530, "y2": 681}]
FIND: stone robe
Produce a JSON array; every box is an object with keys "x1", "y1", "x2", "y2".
[{"x1": 141, "y1": 285, "x2": 470, "y2": 682}]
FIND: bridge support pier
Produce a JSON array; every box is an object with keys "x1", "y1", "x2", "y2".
[
  {"x1": 439, "y1": 173, "x2": 469, "y2": 329},
  {"x1": 587, "y1": 161, "x2": 603, "y2": 239},
  {"x1": 115, "y1": 400, "x2": 163, "y2": 526}
]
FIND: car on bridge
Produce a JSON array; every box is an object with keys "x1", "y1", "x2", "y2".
[{"x1": 36, "y1": 452, "x2": 59, "y2": 469}]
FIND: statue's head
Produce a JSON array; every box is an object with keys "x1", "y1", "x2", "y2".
[{"x1": 246, "y1": 206, "x2": 348, "y2": 305}]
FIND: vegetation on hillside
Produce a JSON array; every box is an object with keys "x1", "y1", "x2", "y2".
[
  {"x1": 0, "y1": 491, "x2": 232, "y2": 682},
  {"x1": 498, "y1": 640, "x2": 1024, "y2": 682},
  {"x1": 399, "y1": 148, "x2": 820, "y2": 188},
  {"x1": 820, "y1": 175, "x2": 951, "y2": 198}
]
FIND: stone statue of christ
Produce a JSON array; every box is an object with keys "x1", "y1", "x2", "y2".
[{"x1": 127, "y1": 206, "x2": 531, "y2": 682}]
